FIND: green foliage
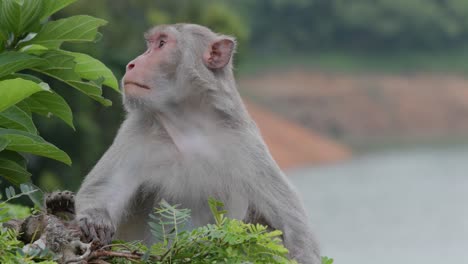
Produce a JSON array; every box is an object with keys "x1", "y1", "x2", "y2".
[
  {"x1": 0, "y1": 186, "x2": 56, "y2": 264},
  {"x1": 321, "y1": 256, "x2": 334, "y2": 264},
  {"x1": 148, "y1": 200, "x2": 191, "y2": 244},
  {"x1": 1, "y1": 184, "x2": 42, "y2": 212},
  {"x1": 235, "y1": 0, "x2": 468, "y2": 52},
  {"x1": 2, "y1": 203, "x2": 31, "y2": 219},
  {"x1": 145, "y1": 0, "x2": 249, "y2": 60},
  {"x1": 1, "y1": 193, "x2": 333, "y2": 263},
  {"x1": 0, "y1": 185, "x2": 36, "y2": 222},
  {"x1": 0, "y1": 227, "x2": 56, "y2": 264},
  {"x1": 111, "y1": 198, "x2": 334, "y2": 263},
  {"x1": 0, "y1": 0, "x2": 118, "y2": 186},
  {"x1": 139, "y1": 198, "x2": 296, "y2": 263}
]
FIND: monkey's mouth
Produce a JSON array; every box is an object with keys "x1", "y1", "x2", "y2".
[{"x1": 124, "y1": 81, "x2": 150, "y2": 90}]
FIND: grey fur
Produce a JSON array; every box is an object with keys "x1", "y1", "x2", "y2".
[{"x1": 76, "y1": 23, "x2": 320, "y2": 263}]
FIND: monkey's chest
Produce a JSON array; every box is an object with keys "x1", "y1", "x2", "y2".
[{"x1": 128, "y1": 135, "x2": 251, "y2": 217}]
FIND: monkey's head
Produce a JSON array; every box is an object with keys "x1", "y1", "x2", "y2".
[{"x1": 122, "y1": 23, "x2": 236, "y2": 113}]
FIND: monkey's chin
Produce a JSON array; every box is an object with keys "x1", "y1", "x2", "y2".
[
  {"x1": 123, "y1": 94, "x2": 152, "y2": 112},
  {"x1": 124, "y1": 83, "x2": 151, "y2": 96}
]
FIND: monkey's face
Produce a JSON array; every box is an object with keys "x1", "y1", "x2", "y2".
[
  {"x1": 122, "y1": 26, "x2": 181, "y2": 111},
  {"x1": 122, "y1": 24, "x2": 235, "y2": 113}
]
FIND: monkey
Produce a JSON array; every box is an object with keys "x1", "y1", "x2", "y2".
[{"x1": 75, "y1": 23, "x2": 320, "y2": 263}]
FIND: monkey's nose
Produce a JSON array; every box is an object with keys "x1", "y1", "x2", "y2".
[{"x1": 126, "y1": 63, "x2": 135, "y2": 71}]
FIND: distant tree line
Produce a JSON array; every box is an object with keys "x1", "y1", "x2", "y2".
[{"x1": 238, "y1": 0, "x2": 468, "y2": 52}]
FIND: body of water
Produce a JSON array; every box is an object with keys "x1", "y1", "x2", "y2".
[{"x1": 289, "y1": 146, "x2": 468, "y2": 264}]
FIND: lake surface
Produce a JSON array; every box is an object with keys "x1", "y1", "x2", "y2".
[{"x1": 289, "y1": 146, "x2": 468, "y2": 264}]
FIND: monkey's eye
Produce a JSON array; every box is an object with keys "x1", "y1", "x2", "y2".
[{"x1": 158, "y1": 40, "x2": 166, "y2": 48}]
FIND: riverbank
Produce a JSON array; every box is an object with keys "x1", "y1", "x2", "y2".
[{"x1": 240, "y1": 70, "x2": 468, "y2": 150}]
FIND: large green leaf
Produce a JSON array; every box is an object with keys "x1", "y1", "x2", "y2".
[
  {"x1": 19, "y1": 44, "x2": 48, "y2": 54},
  {"x1": 7, "y1": 73, "x2": 43, "y2": 84},
  {"x1": 32, "y1": 50, "x2": 75, "y2": 71},
  {"x1": 0, "y1": 28, "x2": 8, "y2": 53},
  {"x1": 32, "y1": 51, "x2": 112, "y2": 106},
  {"x1": 21, "y1": 15, "x2": 107, "y2": 49},
  {"x1": 0, "y1": 106, "x2": 37, "y2": 133},
  {"x1": 0, "y1": 52, "x2": 46, "y2": 78},
  {"x1": 25, "y1": 91, "x2": 74, "y2": 129},
  {"x1": 40, "y1": 0, "x2": 77, "y2": 20},
  {"x1": 0, "y1": 157, "x2": 31, "y2": 186},
  {"x1": 0, "y1": 129, "x2": 71, "y2": 165},
  {"x1": 70, "y1": 80, "x2": 112, "y2": 106},
  {"x1": 0, "y1": 137, "x2": 9, "y2": 152},
  {"x1": 38, "y1": 69, "x2": 112, "y2": 106},
  {"x1": 0, "y1": 150, "x2": 27, "y2": 167},
  {"x1": 0, "y1": 0, "x2": 43, "y2": 37},
  {"x1": 0, "y1": 78, "x2": 49, "y2": 112},
  {"x1": 63, "y1": 51, "x2": 120, "y2": 92}
]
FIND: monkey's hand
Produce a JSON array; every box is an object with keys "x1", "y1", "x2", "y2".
[
  {"x1": 45, "y1": 191, "x2": 75, "y2": 220},
  {"x1": 76, "y1": 209, "x2": 115, "y2": 245}
]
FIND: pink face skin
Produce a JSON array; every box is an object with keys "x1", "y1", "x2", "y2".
[{"x1": 123, "y1": 32, "x2": 177, "y2": 96}]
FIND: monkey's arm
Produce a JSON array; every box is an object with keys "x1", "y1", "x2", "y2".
[
  {"x1": 75, "y1": 130, "x2": 141, "y2": 244},
  {"x1": 246, "y1": 163, "x2": 321, "y2": 264}
]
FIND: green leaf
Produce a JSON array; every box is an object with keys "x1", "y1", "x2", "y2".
[
  {"x1": 321, "y1": 256, "x2": 334, "y2": 264},
  {"x1": 19, "y1": 44, "x2": 48, "y2": 54},
  {"x1": 7, "y1": 73, "x2": 43, "y2": 84},
  {"x1": 0, "y1": 150, "x2": 27, "y2": 167},
  {"x1": 0, "y1": 106, "x2": 37, "y2": 133},
  {"x1": 61, "y1": 51, "x2": 120, "y2": 92},
  {"x1": 32, "y1": 51, "x2": 112, "y2": 106},
  {"x1": 33, "y1": 50, "x2": 75, "y2": 71},
  {"x1": 0, "y1": 28, "x2": 8, "y2": 53},
  {"x1": 16, "y1": 100, "x2": 32, "y2": 116},
  {"x1": 40, "y1": 69, "x2": 112, "y2": 106},
  {"x1": 0, "y1": 158, "x2": 31, "y2": 186},
  {"x1": 0, "y1": 129, "x2": 71, "y2": 165},
  {"x1": 1, "y1": 202, "x2": 31, "y2": 219},
  {"x1": 20, "y1": 183, "x2": 43, "y2": 209},
  {"x1": 21, "y1": 15, "x2": 108, "y2": 49},
  {"x1": 40, "y1": 0, "x2": 78, "y2": 20},
  {"x1": 0, "y1": 137, "x2": 9, "y2": 152},
  {"x1": 0, "y1": 52, "x2": 46, "y2": 78},
  {"x1": 5, "y1": 186, "x2": 15, "y2": 198},
  {"x1": 0, "y1": 0, "x2": 43, "y2": 37},
  {"x1": 25, "y1": 91, "x2": 74, "y2": 129},
  {"x1": 0, "y1": 78, "x2": 48, "y2": 112}
]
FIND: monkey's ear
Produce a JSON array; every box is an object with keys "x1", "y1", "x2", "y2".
[{"x1": 203, "y1": 38, "x2": 235, "y2": 69}]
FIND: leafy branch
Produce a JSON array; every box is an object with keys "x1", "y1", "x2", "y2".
[{"x1": 0, "y1": 0, "x2": 119, "y2": 186}]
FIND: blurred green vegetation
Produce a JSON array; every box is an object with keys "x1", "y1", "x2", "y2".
[
  {"x1": 240, "y1": 49, "x2": 468, "y2": 75},
  {"x1": 27, "y1": 0, "x2": 468, "y2": 191},
  {"x1": 239, "y1": 0, "x2": 468, "y2": 52}
]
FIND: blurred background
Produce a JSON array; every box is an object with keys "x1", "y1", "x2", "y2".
[{"x1": 29, "y1": 0, "x2": 468, "y2": 263}]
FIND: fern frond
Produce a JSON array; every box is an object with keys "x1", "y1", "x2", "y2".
[
  {"x1": 149, "y1": 199, "x2": 191, "y2": 244},
  {"x1": 0, "y1": 184, "x2": 39, "y2": 205},
  {"x1": 208, "y1": 197, "x2": 227, "y2": 225}
]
